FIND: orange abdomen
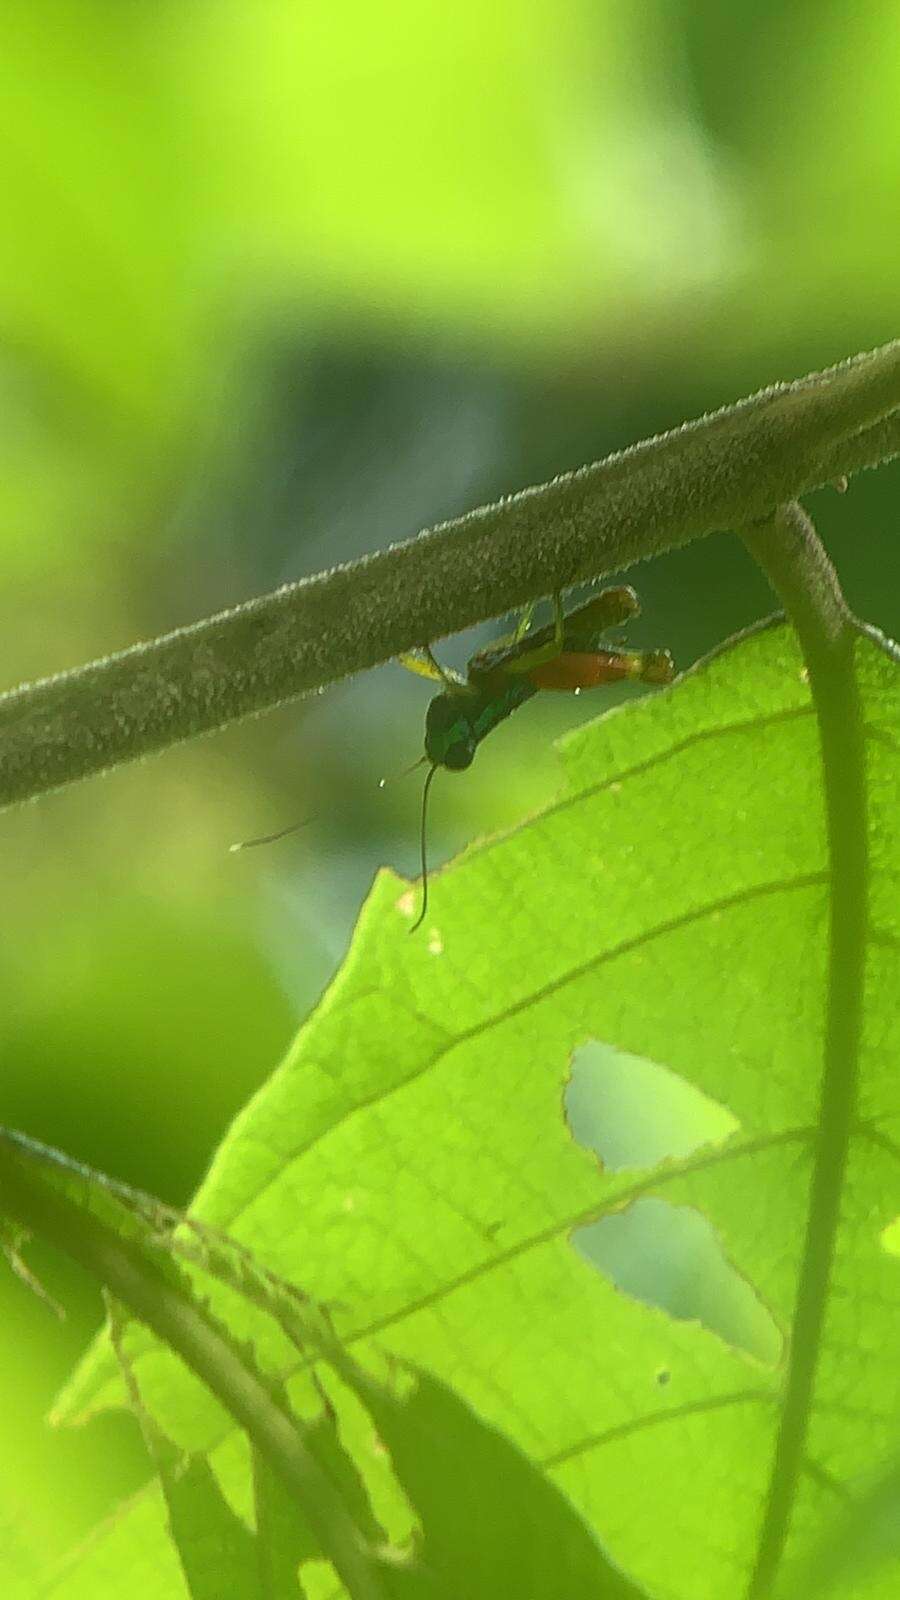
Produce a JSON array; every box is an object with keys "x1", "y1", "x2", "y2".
[{"x1": 528, "y1": 651, "x2": 637, "y2": 692}]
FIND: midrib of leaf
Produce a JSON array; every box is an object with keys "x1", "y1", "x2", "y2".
[{"x1": 744, "y1": 522, "x2": 871, "y2": 1596}]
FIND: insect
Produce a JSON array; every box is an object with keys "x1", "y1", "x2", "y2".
[
  {"x1": 233, "y1": 586, "x2": 673, "y2": 932},
  {"x1": 399, "y1": 585, "x2": 674, "y2": 930}
]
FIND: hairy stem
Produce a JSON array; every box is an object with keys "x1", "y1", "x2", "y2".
[
  {"x1": 0, "y1": 1143, "x2": 386, "y2": 1600},
  {"x1": 0, "y1": 340, "x2": 898, "y2": 812},
  {"x1": 740, "y1": 503, "x2": 868, "y2": 1598}
]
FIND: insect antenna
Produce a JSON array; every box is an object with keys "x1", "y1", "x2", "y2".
[
  {"x1": 378, "y1": 755, "x2": 428, "y2": 789},
  {"x1": 410, "y1": 763, "x2": 438, "y2": 934},
  {"x1": 231, "y1": 756, "x2": 428, "y2": 854},
  {"x1": 229, "y1": 816, "x2": 313, "y2": 851}
]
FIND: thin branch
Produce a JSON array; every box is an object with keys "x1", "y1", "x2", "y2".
[
  {"x1": 740, "y1": 503, "x2": 868, "y2": 1599},
  {"x1": 1, "y1": 338, "x2": 899, "y2": 812}
]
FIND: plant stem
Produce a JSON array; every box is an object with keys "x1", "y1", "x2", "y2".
[
  {"x1": 1, "y1": 339, "x2": 898, "y2": 813},
  {"x1": 0, "y1": 1144, "x2": 386, "y2": 1600},
  {"x1": 740, "y1": 503, "x2": 868, "y2": 1598}
]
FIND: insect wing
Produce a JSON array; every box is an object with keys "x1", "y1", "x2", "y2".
[
  {"x1": 468, "y1": 585, "x2": 642, "y2": 685},
  {"x1": 558, "y1": 586, "x2": 641, "y2": 646}
]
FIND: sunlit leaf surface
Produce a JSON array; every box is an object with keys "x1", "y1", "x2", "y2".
[{"x1": 54, "y1": 622, "x2": 900, "y2": 1598}]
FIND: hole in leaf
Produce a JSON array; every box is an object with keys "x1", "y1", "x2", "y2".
[
  {"x1": 565, "y1": 1040, "x2": 737, "y2": 1171},
  {"x1": 573, "y1": 1198, "x2": 782, "y2": 1366},
  {"x1": 565, "y1": 1042, "x2": 782, "y2": 1365}
]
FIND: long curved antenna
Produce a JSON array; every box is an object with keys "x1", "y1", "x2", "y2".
[
  {"x1": 410, "y1": 764, "x2": 438, "y2": 934},
  {"x1": 230, "y1": 817, "x2": 313, "y2": 851}
]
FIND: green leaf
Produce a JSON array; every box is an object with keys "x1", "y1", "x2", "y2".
[
  {"x1": 355, "y1": 1362, "x2": 650, "y2": 1599},
  {"x1": 56, "y1": 621, "x2": 900, "y2": 1598},
  {"x1": 0, "y1": 1134, "x2": 392, "y2": 1600},
  {"x1": 0, "y1": 1506, "x2": 43, "y2": 1600},
  {"x1": 106, "y1": 1305, "x2": 264, "y2": 1600},
  {"x1": 145, "y1": 1446, "x2": 262, "y2": 1600},
  {"x1": 252, "y1": 1441, "x2": 311, "y2": 1598},
  {"x1": 791, "y1": 1448, "x2": 900, "y2": 1598},
  {"x1": 0, "y1": 1132, "x2": 637, "y2": 1599},
  {"x1": 250, "y1": 1381, "x2": 386, "y2": 1592}
]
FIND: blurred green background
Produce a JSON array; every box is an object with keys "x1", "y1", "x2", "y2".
[{"x1": 1, "y1": 0, "x2": 898, "y2": 1570}]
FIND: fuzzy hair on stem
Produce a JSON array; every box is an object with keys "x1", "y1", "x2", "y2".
[{"x1": 0, "y1": 338, "x2": 899, "y2": 811}]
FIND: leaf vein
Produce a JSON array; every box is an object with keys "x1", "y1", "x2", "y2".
[
  {"x1": 464, "y1": 703, "x2": 816, "y2": 862},
  {"x1": 221, "y1": 873, "x2": 828, "y2": 1231},
  {"x1": 346, "y1": 1126, "x2": 813, "y2": 1348},
  {"x1": 540, "y1": 1389, "x2": 775, "y2": 1471}
]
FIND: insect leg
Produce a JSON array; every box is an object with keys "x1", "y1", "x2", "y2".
[
  {"x1": 397, "y1": 649, "x2": 466, "y2": 690},
  {"x1": 513, "y1": 602, "x2": 536, "y2": 642}
]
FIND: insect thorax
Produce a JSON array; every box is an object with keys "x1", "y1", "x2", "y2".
[{"x1": 425, "y1": 680, "x2": 535, "y2": 770}]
